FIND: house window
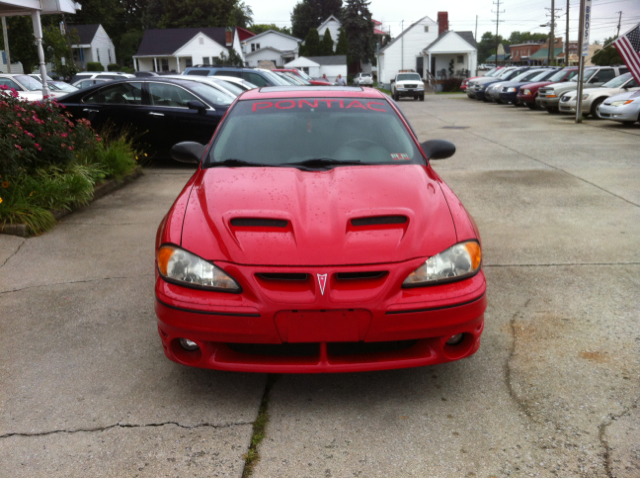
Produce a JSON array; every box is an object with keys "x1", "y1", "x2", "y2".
[
  {"x1": 251, "y1": 43, "x2": 256, "y2": 52},
  {"x1": 256, "y1": 43, "x2": 260, "y2": 50},
  {"x1": 108, "y1": 49, "x2": 112, "y2": 63},
  {"x1": 96, "y1": 49, "x2": 100, "y2": 62},
  {"x1": 457, "y1": 55, "x2": 463, "y2": 64},
  {"x1": 185, "y1": 57, "x2": 193, "y2": 68},
  {"x1": 199, "y1": 37, "x2": 204, "y2": 45},
  {"x1": 203, "y1": 57, "x2": 210, "y2": 65},
  {"x1": 424, "y1": 26, "x2": 429, "y2": 32}
]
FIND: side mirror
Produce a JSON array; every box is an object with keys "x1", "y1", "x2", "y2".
[
  {"x1": 420, "y1": 139, "x2": 456, "y2": 160},
  {"x1": 187, "y1": 100, "x2": 207, "y2": 114},
  {"x1": 171, "y1": 141, "x2": 205, "y2": 164}
]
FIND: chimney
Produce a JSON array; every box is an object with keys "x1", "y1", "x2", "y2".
[
  {"x1": 437, "y1": 12, "x2": 449, "y2": 36},
  {"x1": 225, "y1": 28, "x2": 233, "y2": 46}
]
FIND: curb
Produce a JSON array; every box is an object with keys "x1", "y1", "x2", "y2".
[{"x1": 0, "y1": 167, "x2": 144, "y2": 238}]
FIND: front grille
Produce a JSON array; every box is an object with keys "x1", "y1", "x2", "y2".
[
  {"x1": 335, "y1": 271, "x2": 387, "y2": 280},
  {"x1": 328, "y1": 340, "x2": 418, "y2": 356},
  {"x1": 256, "y1": 273, "x2": 308, "y2": 281},
  {"x1": 404, "y1": 84, "x2": 418, "y2": 88},
  {"x1": 226, "y1": 340, "x2": 418, "y2": 357}
]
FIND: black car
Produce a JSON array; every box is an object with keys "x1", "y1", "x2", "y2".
[
  {"x1": 59, "y1": 78, "x2": 235, "y2": 158},
  {"x1": 474, "y1": 67, "x2": 532, "y2": 101},
  {"x1": 497, "y1": 69, "x2": 559, "y2": 105}
]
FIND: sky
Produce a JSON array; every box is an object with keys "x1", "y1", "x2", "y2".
[{"x1": 248, "y1": 0, "x2": 640, "y2": 44}]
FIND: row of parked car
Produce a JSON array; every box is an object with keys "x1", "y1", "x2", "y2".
[{"x1": 463, "y1": 65, "x2": 640, "y2": 125}]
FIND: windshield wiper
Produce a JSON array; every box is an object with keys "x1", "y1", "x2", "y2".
[
  {"x1": 211, "y1": 158, "x2": 272, "y2": 167},
  {"x1": 285, "y1": 158, "x2": 364, "y2": 168}
]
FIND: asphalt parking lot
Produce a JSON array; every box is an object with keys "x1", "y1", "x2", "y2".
[{"x1": 1, "y1": 94, "x2": 639, "y2": 477}]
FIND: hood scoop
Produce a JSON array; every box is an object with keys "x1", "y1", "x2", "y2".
[
  {"x1": 350, "y1": 215, "x2": 407, "y2": 227},
  {"x1": 230, "y1": 218, "x2": 288, "y2": 228}
]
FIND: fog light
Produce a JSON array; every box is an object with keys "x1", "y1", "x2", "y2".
[
  {"x1": 179, "y1": 338, "x2": 199, "y2": 351},
  {"x1": 446, "y1": 334, "x2": 464, "y2": 345}
]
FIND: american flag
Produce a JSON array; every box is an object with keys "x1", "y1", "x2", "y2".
[{"x1": 614, "y1": 24, "x2": 640, "y2": 84}]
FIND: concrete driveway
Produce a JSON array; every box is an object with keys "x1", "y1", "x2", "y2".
[{"x1": 1, "y1": 96, "x2": 638, "y2": 477}]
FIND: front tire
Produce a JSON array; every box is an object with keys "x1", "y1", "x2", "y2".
[
  {"x1": 547, "y1": 107, "x2": 559, "y2": 114},
  {"x1": 590, "y1": 98, "x2": 605, "y2": 119},
  {"x1": 527, "y1": 103, "x2": 537, "y2": 110},
  {"x1": 420, "y1": 95, "x2": 424, "y2": 101}
]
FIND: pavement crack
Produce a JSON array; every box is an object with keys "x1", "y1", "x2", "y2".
[
  {"x1": 0, "y1": 239, "x2": 26, "y2": 270},
  {"x1": 597, "y1": 396, "x2": 640, "y2": 478},
  {"x1": 0, "y1": 274, "x2": 154, "y2": 295},
  {"x1": 0, "y1": 420, "x2": 253, "y2": 440}
]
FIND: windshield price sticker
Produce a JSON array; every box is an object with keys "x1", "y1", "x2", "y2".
[
  {"x1": 251, "y1": 99, "x2": 389, "y2": 113},
  {"x1": 391, "y1": 153, "x2": 410, "y2": 161}
]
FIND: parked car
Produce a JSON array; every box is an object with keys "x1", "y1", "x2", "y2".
[
  {"x1": 517, "y1": 67, "x2": 579, "y2": 109},
  {"x1": 213, "y1": 75, "x2": 257, "y2": 91},
  {"x1": 596, "y1": 90, "x2": 640, "y2": 125},
  {"x1": 464, "y1": 67, "x2": 505, "y2": 98},
  {"x1": 72, "y1": 78, "x2": 111, "y2": 90},
  {"x1": 485, "y1": 68, "x2": 553, "y2": 103},
  {"x1": 133, "y1": 71, "x2": 160, "y2": 77},
  {"x1": 162, "y1": 75, "x2": 241, "y2": 98},
  {"x1": 275, "y1": 71, "x2": 308, "y2": 85},
  {"x1": 462, "y1": 66, "x2": 503, "y2": 93},
  {"x1": 273, "y1": 68, "x2": 333, "y2": 86},
  {"x1": 391, "y1": 72, "x2": 425, "y2": 101},
  {"x1": 497, "y1": 68, "x2": 559, "y2": 105},
  {"x1": 59, "y1": 78, "x2": 234, "y2": 158},
  {"x1": 70, "y1": 71, "x2": 136, "y2": 83},
  {"x1": 353, "y1": 72, "x2": 374, "y2": 86},
  {"x1": 473, "y1": 67, "x2": 532, "y2": 101},
  {"x1": 0, "y1": 73, "x2": 66, "y2": 100},
  {"x1": 536, "y1": 65, "x2": 628, "y2": 113},
  {"x1": 182, "y1": 66, "x2": 290, "y2": 87},
  {"x1": 558, "y1": 72, "x2": 640, "y2": 117},
  {"x1": 155, "y1": 86, "x2": 486, "y2": 373},
  {"x1": 47, "y1": 81, "x2": 79, "y2": 94}
]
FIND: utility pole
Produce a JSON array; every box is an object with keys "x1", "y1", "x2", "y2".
[
  {"x1": 492, "y1": 0, "x2": 505, "y2": 65},
  {"x1": 1, "y1": 16, "x2": 10, "y2": 73},
  {"x1": 575, "y1": 0, "x2": 587, "y2": 123},
  {"x1": 616, "y1": 11, "x2": 622, "y2": 37},
  {"x1": 545, "y1": 1, "x2": 562, "y2": 65},
  {"x1": 401, "y1": 20, "x2": 404, "y2": 70},
  {"x1": 475, "y1": 15, "x2": 478, "y2": 41},
  {"x1": 566, "y1": 0, "x2": 570, "y2": 65}
]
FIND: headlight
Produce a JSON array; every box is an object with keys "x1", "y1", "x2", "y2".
[
  {"x1": 611, "y1": 99, "x2": 635, "y2": 106},
  {"x1": 417, "y1": 86, "x2": 424, "y2": 90},
  {"x1": 157, "y1": 245, "x2": 241, "y2": 292},
  {"x1": 507, "y1": 87, "x2": 516, "y2": 92},
  {"x1": 402, "y1": 241, "x2": 482, "y2": 287},
  {"x1": 479, "y1": 85, "x2": 486, "y2": 90},
  {"x1": 522, "y1": 89, "x2": 531, "y2": 95},
  {"x1": 582, "y1": 94, "x2": 589, "y2": 100}
]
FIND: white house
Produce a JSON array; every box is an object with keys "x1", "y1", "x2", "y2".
[
  {"x1": 284, "y1": 55, "x2": 346, "y2": 82},
  {"x1": 377, "y1": 15, "x2": 439, "y2": 84},
  {"x1": 423, "y1": 31, "x2": 477, "y2": 80},
  {"x1": 377, "y1": 12, "x2": 477, "y2": 84},
  {"x1": 133, "y1": 27, "x2": 244, "y2": 73},
  {"x1": 317, "y1": 15, "x2": 341, "y2": 49},
  {"x1": 69, "y1": 24, "x2": 116, "y2": 70},
  {"x1": 242, "y1": 30, "x2": 301, "y2": 67},
  {"x1": 1, "y1": 51, "x2": 24, "y2": 73}
]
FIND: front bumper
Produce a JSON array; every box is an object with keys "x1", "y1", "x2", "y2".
[
  {"x1": 466, "y1": 89, "x2": 477, "y2": 99},
  {"x1": 474, "y1": 89, "x2": 487, "y2": 100},
  {"x1": 499, "y1": 92, "x2": 518, "y2": 104},
  {"x1": 537, "y1": 96, "x2": 560, "y2": 109},
  {"x1": 517, "y1": 92, "x2": 535, "y2": 104},
  {"x1": 155, "y1": 260, "x2": 487, "y2": 373},
  {"x1": 597, "y1": 103, "x2": 639, "y2": 122},
  {"x1": 396, "y1": 88, "x2": 424, "y2": 98}
]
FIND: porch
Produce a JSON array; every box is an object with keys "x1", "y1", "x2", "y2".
[{"x1": 134, "y1": 56, "x2": 194, "y2": 73}]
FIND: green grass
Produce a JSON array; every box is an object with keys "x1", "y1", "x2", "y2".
[
  {"x1": 376, "y1": 87, "x2": 392, "y2": 95},
  {"x1": 436, "y1": 91, "x2": 465, "y2": 95},
  {"x1": 242, "y1": 375, "x2": 278, "y2": 477}
]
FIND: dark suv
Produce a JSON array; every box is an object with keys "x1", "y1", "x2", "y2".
[{"x1": 182, "y1": 66, "x2": 289, "y2": 87}]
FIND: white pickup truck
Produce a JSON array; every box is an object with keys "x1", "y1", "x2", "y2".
[{"x1": 391, "y1": 72, "x2": 425, "y2": 101}]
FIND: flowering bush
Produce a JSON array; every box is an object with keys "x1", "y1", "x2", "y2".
[
  {"x1": 0, "y1": 86, "x2": 101, "y2": 176},
  {"x1": 0, "y1": 88, "x2": 140, "y2": 234}
]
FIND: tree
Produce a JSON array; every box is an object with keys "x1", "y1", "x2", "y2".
[
  {"x1": 335, "y1": 27, "x2": 348, "y2": 55},
  {"x1": 303, "y1": 28, "x2": 321, "y2": 56},
  {"x1": 118, "y1": 29, "x2": 145, "y2": 68},
  {"x1": 43, "y1": 26, "x2": 78, "y2": 79},
  {"x1": 477, "y1": 31, "x2": 504, "y2": 63},
  {"x1": 213, "y1": 48, "x2": 244, "y2": 66},
  {"x1": 341, "y1": 0, "x2": 376, "y2": 66},
  {"x1": 592, "y1": 36, "x2": 623, "y2": 65},
  {"x1": 291, "y1": 0, "x2": 342, "y2": 41},
  {"x1": 0, "y1": 17, "x2": 39, "y2": 73},
  {"x1": 249, "y1": 24, "x2": 292, "y2": 35},
  {"x1": 507, "y1": 31, "x2": 548, "y2": 44},
  {"x1": 232, "y1": 1, "x2": 253, "y2": 28},
  {"x1": 320, "y1": 28, "x2": 334, "y2": 55}
]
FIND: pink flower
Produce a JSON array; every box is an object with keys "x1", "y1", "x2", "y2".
[
  {"x1": 61, "y1": 132, "x2": 68, "y2": 138},
  {"x1": 15, "y1": 144, "x2": 22, "y2": 150},
  {"x1": 68, "y1": 146, "x2": 74, "y2": 151}
]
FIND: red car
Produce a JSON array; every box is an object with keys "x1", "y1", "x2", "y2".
[
  {"x1": 517, "y1": 67, "x2": 578, "y2": 109},
  {"x1": 273, "y1": 68, "x2": 332, "y2": 86},
  {"x1": 154, "y1": 87, "x2": 487, "y2": 373}
]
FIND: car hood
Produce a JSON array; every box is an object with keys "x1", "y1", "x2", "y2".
[
  {"x1": 181, "y1": 165, "x2": 457, "y2": 266},
  {"x1": 604, "y1": 90, "x2": 640, "y2": 104}
]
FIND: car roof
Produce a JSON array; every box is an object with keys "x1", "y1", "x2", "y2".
[{"x1": 240, "y1": 86, "x2": 385, "y2": 100}]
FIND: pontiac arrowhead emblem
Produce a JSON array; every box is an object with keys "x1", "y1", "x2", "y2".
[{"x1": 317, "y1": 273, "x2": 328, "y2": 295}]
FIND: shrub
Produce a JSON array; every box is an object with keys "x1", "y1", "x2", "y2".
[
  {"x1": 86, "y1": 62, "x2": 104, "y2": 71},
  {"x1": 107, "y1": 63, "x2": 120, "y2": 71},
  {"x1": 441, "y1": 78, "x2": 463, "y2": 92}
]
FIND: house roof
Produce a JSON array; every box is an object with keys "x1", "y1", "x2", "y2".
[
  {"x1": 69, "y1": 24, "x2": 100, "y2": 45},
  {"x1": 245, "y1": 46, "x2": 285, "y2": 57},
  {"x1": 245, "y1": 29, "x2": 301, "y2": 43},
  {"x1": 423, "y1": 30, "x2": 477, "y2": 52},
  {"x1": 236, "y1": 26, "x2": 255, "y2": 41},
  {"x1": 304, "y1": 55, "x2": 347, "y2": 65},
  {"x1": 135, "y1": 28, "x2": 233, "y2": 56},
  {"x1": 379, "y1": 16, "x2": 436, "y2": 54},
  {"x1": 530, "y1": 47, "x2": 563, "y2": 59},
  {"x1": 318, "y1": 15, "x2": 341, "y2": 31}
]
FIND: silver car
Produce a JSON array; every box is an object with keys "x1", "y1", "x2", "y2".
[
  {"x1": 596, "y1": 90, "x2": 640, "y2": 125},
  {"x1": 353, "y1": 72, "x2": 374, "y2": 86}
]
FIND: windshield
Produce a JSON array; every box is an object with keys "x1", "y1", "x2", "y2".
[
  {"x1": 275, "y1": 73, "x2": 298, "y2": 85},
  {"x1": 215, "y1": 79, "x2": 244, "y2": 95},
  {"x1": 15, "y1": 75, "x2": 44, "y2": 91},
  {"x1": 49, "y1": 81, "x2": 78, "y2": 92},
  {"x1": 286, "y1": 73, "x2": 311, "y2": 85},
  {"x1": 512, "y1": 70, "x2": 543, "y2": 82},
  {"x1": 185, "y1": 81, "x2": 234, "y2": 106},
  {"x1": 580, "y1": 68, "x2": 598, "y2": 81},
  {"x1": 485, "y1": 67, "x2": 500, "y2": 76},
  {"x1": 498, "y1": 69, "x2": 516, "y2": 79},
  {"x1": 602, "y1": 73, "x2": 632, "y2": 88},
  {"x1": 296, "y1": 70, "x2": 314, "y2": 81},
  {"x1": 207, "y1": 98, "x2": 423, "y2": 168},
  {"x1": 528, "y1": 70, "x2": 552, "y2": 82},
  {"x1": 260, "y1": 70, "x2": 290, "y2": 86},
  {"x1": 397, "y1": 73, "x2": 422, "y2": 82}
]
